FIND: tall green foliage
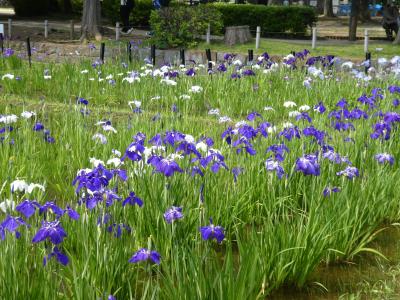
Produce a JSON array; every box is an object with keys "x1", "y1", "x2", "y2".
[{"x1": 149, "y1": 5, "x2": 223, "y2": 49}]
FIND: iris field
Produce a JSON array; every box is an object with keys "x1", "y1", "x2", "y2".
[{"x1": 0, "y1": 47, "x2": 399, "y2": 299}]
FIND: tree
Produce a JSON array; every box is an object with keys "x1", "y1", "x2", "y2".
[
  {"x1": 63, "y1": 0, "x2": 72, "y2": 13},
  {"x1": 323, "y1": 0, "x2": 334, "y2": 17},
  {"x1": 349, "y1": 0, "x2": 360, "y2": 41},
  {"x1": 80, "y1": 0, "x2": 102, "y2": 41}
]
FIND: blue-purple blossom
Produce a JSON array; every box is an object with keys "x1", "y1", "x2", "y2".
[
  {"x1": 279, "y1": 126, "x2": 301, "y2": 141},
  {"x1": 122, "y1": 192, "x2": 143, "y2": 207},
  {"x1": 336, "y1": 166, "x2": 359, "y2": 179},
  {"x1": 314, "y1": 101, "x2": 326, "y2": 113},
  {"x1": 33, "y1": 122, "x2": 45, "y2": 131},
  {"x1": 164, "y1": 206, "x2": 183, "y2": 224},
  {"x1": 323, "y1": 186, "x2": 341, "y2": 197},
  {"x1": 43, "y1": 247, "x2": 69, "y2": 266},
  {"x1": 32, "y1": 220, "x2": 67, "y2": 244},
  {"x1": 266, "y1": 144, "x2": 289, "y2": 162},
  {"x1": 16, "y1": 200, "x2": 41, "y2": 218},
  {"x1": 199, "y1": 219, "x2": 225, "y2": 243},
  {"x1": 0, "y1": 215, "x2": 28, "y2": 239},
  {"x1": 147, "y1": 155, "x2": 183, "y2": 177},
  {"x1": 265, "y1": 158, "x2": 285, "y2": 179},
  {"x1": 374, "y1": 153, "x2": 394, "y2": 165},
  {"x1": 295, "y1": 154, "x2": 320, "y2": 176},
  {"x1": 129, "y1": 248, "x2": 161, "y2": 265}
]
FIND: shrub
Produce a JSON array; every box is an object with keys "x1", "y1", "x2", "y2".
[
  {"x1": 149, "y1": 5, "x2": 223, "y2": 49},
  {"x1": 9, "y1": 0, "x2": 51, "y2": 16},
  {"x1": 212, "y1": 4, "x2": 316, "y2": 37}
]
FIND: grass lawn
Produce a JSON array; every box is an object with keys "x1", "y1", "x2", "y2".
[{"x1": 194, "y1": 38, "x2": 399, "y2": 60}]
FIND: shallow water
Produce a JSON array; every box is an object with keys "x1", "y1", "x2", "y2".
[{"x1": 270, "y1": 226, "x2": 400, "y2": 299}]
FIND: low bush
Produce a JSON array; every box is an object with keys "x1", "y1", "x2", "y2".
[
  {"x1": 213, "y1": 4, "x2": 317, "y2": 37},
  {"x1": 149, "y1": 5, "x2": 223, "y2": 48},
  {"x1": 9, "y1": 0, "x2": 51, "y2": 16}
]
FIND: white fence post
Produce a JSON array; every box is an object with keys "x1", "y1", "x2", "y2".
[
  {"x1": 44, "y1": 20, "x2": 48, "y2": 39},
  {"x1": 70, "y1": 20, "x2": 74, "y2": 40},
  {"x1": 8, "y1": 18, "x2": 12, "y2": 39},
  {"x1": 364, "y1": 29, "x2": 369, "y2": 53},
  {"x1": 206, "y1": 23, "x2": 211, "y2": 44},
  {"x1": 116, "y1": 22, "x2": 120, "y2": 41},
  {"x1": 255, "y1": 26, "x2": 261, "y2": 50},
  {"x1": 311, "y1": 27, "x2": 317, "y2": 49}
]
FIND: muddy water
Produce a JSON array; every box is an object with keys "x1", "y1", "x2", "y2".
[{"x1": 270, "y1": 226, "x2": 400, "y2": 299}]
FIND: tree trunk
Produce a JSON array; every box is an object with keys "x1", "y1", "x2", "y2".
[
  {"x1": 64, "y1": 0, "x2": 72, "y2": 13},
  {"x1": 358, "y1": 0, "x2": 370, "y2": 22},
  {"x1": 393, "y1": 31, "x2": 400, "y2": 44},
  {"x1": 323, "y1": 0, "x2": 335, "y2": 17},
  {"x1": 317, "y1": 0, "x2": 324, "y2": 14},
  {"x1": 80, "y1": 0, "x2": 102, "y2": 42},
  {"x1": 349, "y1": 0, "x2": 359, "y2": 41}
]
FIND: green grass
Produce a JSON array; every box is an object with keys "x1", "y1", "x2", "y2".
[
  {"x1": 194, "y1": 38, "x2": 398, "y2": 60},
  {"x1": 0, "y1": 52, "x2": 399, "y2": 299}
]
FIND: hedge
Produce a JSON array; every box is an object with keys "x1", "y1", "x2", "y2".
[{"x1": 212, "y1": 4, "x2": 317, "y2": 37}]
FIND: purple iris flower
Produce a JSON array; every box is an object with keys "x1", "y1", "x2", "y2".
[
  {"x1": 375, "y1": 153, "x2": 394, "y2": 165},
  {"x1": 72, "y1": 165, "x2": 113, "y2": 194},
  {"x1": 223, "y1": 53, "x2": 235, "y2": 61},
  {"x1": 384, "y1": 112, "x2": 400, "y2": 123},
  {"x1": 77, "y1": 97, "x2": 89, "y2": 105},
  {"x1": 39, "y1": 202, "x2": 64, "y2": 218},
  {"x1": 333, "y1": 121, "x2": 355, "y2": 131},
  {"x1": 278, "y1": 127, "x2": 301, "y2": 141},
  {"x1": 44, "y1": 130, "x2": 55, "y2": 143},
  {"x1": 163, "y1": 131, "x2": 185, "y2": 146},
  {"x1": 217, "y1": 64, "x2": 227, "y2": 72},
  {"x1": 65, "y1": 205, "x2": 80, "y2": 220},
  {"x1": 336, "y1": 98, "x2": 348, "y2": 108},
  {"x1": 123, "y1": 138, "x2": 146, "y2": 162},
  {"x1": 33, "y1": 122, "x2": 45, "y2": 131},
  {"x1": 164, "y1": 206, "x2": 183, "y2": 224},
  {"x1": 1, "y1": 215, "x2": 28, "y2": 240},
  {"x1": 322, "y1": 149, "x2": 351, "y2": 165},
  {"x1": 43, "y1": 247, "x2": 69, "y2": 266},
  {"x1": 247, "y1": 111, "x2": 262, "y2": 121},
  {"x1": 336, "y1": 166, "x2": 359, "y2": 179},
  {"x1": 296, "y1": 112, "x2": 312, "y2": 123},
  {"x1": 232, "y1": 167, "x2": 244, "y2": 182},
  {"x1": 107, "y1": 223, "x2": 131, "y2": 238},
  {"x1": 370, "y1": 121, "x2": 391, "y2": 140},
  {"x1": 4, "y1": 48, "x2": 14, "y2": 57},
  {"x1": 199, "y1": 219, "x2": 225, "y2": 243},
  {"x1": 231, "y1": 73, "x2": 241, "y2": 79},
  {"x1": 323, "y1": 186, "x2": 341, "y2": 197},
  {"x1": 16, "y1": 200, "x2": 41, "y2": 219},
  {"x1": 266, "y1": 144, "x2": 289, "y2": 162},
  {"x1": 314, "y1": 101, "x2": 326, "y2": 114},
  {"x1": 32, "y1": 220, "x2": 67, "y2": 245},
  {"x1": 265, "y1": 158, "x2": 285, "y2": 179},
  {"x1": 295, "y1": 154, "x2": 320, "y2": 176},
  {"x1": 388, "y1": 85, "x2": 400, "y2": 94},
  {"x1": 257, "y1": 122, "x2": 271, "y2": 138},
  {"x1": 242, "y1": 69, "x2": 255, "y2": 76},
  {"x1": 122, "y1": 192, "x2": 143, "y2": 207},
  {"x1": 191, "y1": 165, "x2": 204, "y2": 177},
  {"x1": 175, "y1": 141, "x2": 201, "y2": 158},
  {"x1": 129, "y1": 248, "x2": 161, "y2": 265},
  {"x1": 185, "y1": 68, "x2": 196, "y2": 76},
  {"x1": 303, "y1": 126, "x2": 325, "y2": 144},
  {"x1": 147, "y1": 155, "x2": 183, "y2": 177},
  {"x1": 393, "y1": 99, "x2": 400, "y2": 107}
]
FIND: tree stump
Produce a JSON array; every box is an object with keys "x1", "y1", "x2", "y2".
[{"x1": 224, "y1": 26, "x2": 252, "y2": 46}]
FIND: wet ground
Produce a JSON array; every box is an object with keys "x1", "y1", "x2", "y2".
[{"x1": 271, "y1": 226, "x2": 400, "y2": 299}]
